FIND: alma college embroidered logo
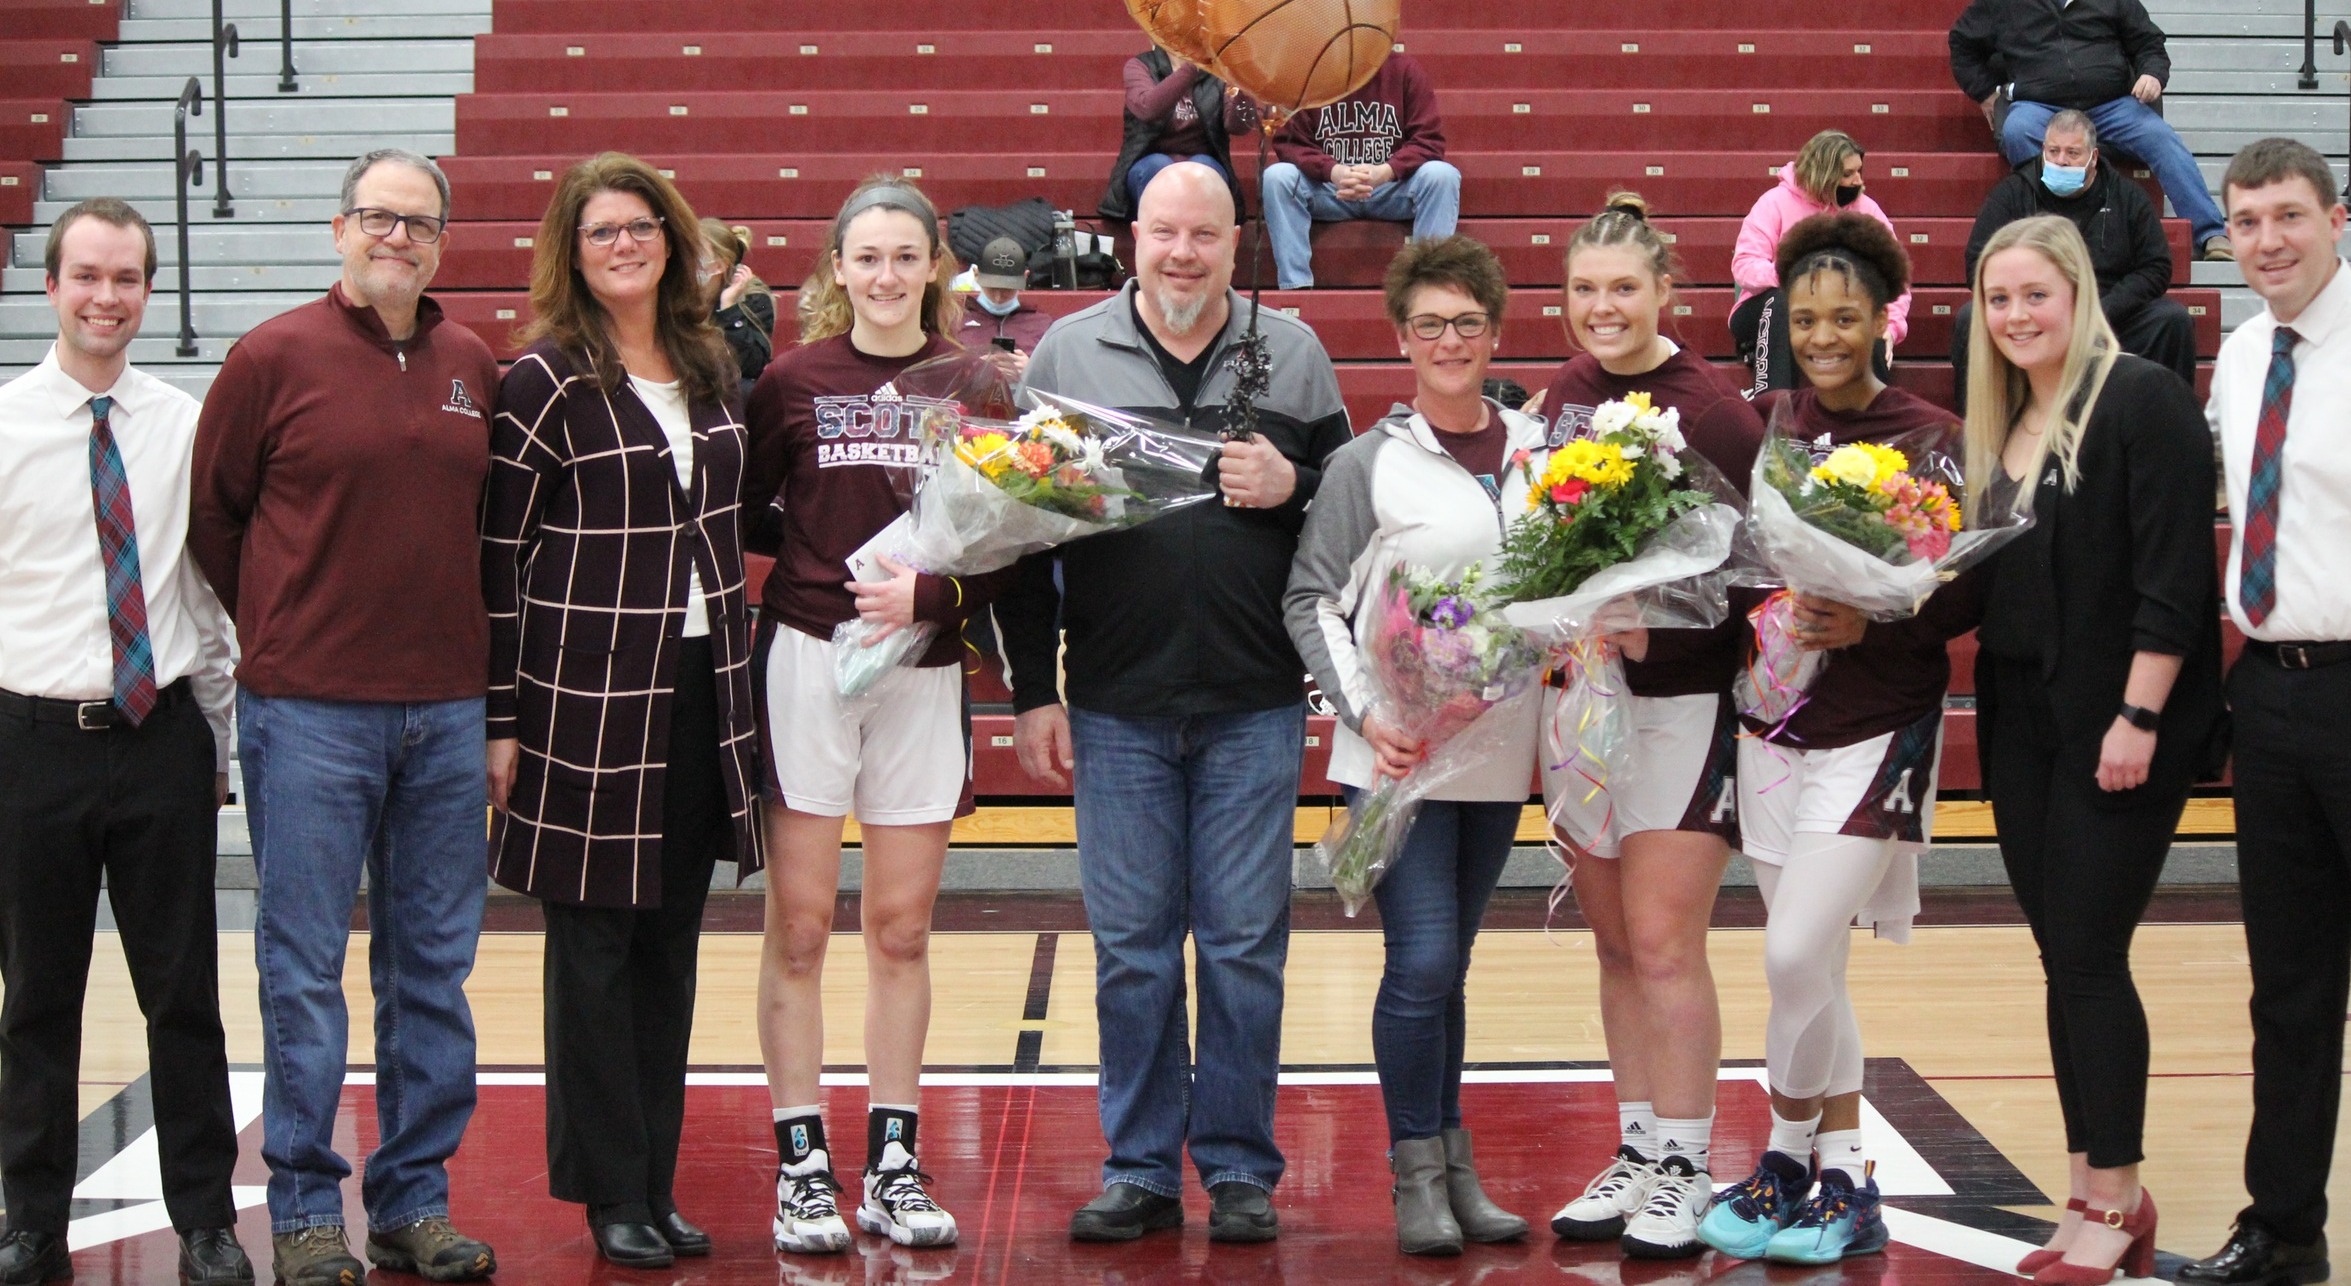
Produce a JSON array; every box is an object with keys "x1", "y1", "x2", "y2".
[{"x1": 442, "y1": 379, "x2": 482, "y2": 419}]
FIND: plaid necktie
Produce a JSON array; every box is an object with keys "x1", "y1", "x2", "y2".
[
  {"x1": 88, "y1": 394, "x2": 157, "y2": 725},
  {"x1": 2238, "y1": 327, "x2": 2299, "y2": 627}
]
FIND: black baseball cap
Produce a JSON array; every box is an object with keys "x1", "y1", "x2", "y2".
[{"x1": 974, "y1": 236, "x2": 1027, "y2": 291}]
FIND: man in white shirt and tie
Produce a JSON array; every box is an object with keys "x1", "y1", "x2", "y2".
[
  {"x1": 0, "y1": 198, "x2": 248, "y2": 1285},
  {"x1": 2178, "y1": 137, "x2": 2351, "y2": 1286}
]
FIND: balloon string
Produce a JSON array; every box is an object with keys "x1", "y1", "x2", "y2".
[
  {"x1": 1222, "y1": 115, "x2": 1273, "y2": 443},
  {"x1": 1737, "y1": 591, "x2": 1810, "y2": 796}
]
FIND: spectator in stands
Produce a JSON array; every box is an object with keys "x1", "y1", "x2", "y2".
[
  {"x1": 1284, "y1": 235, "x2": 1539, "y2": 1257},
  {"x1": 484, "y1": 154, "x2": 763, "y2": 1270},
  {"x1": 1952, "y1": 110, "x2": 2195, "y2": 398},
  {"x1": 954, "y1": 235, "x2": 1051, "y2": 377},
  {"x1": 1732, "y1": 130, "x2": 1910, "y2": 394},
  {"x1": 1001, "y1": 161, "x2": 1351, "y2": 1245},
  {"x1": 1964, "y1": 213, "x2": 2224, "y2": 1286},
  {"x1": 190, "y1": 147, "x2": 501, "y2": 1286},
  {"x1": 2176, "y1": 137, "x2": 2351, "y2": 1286},
  {"x1": 743, "y1": 176, "x2": 991, "y2": 1259},
  {"x1": 698, "y1": 217, "x2": 774, "y2": 392},
  {"x1": 1261, "y1": 52, "x2": 1459, "y2": 289},
  {"x1": 0, "y1": 198, "x2": 249, "y2": 1286},
  {"x1": 1949, "y1": 0, "x2": 2232, "y2": 261},
  {"x1": 1101, "y1": 46, "x2": 1250, "y2": 225}
]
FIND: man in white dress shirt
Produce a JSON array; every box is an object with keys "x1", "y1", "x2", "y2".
[
  {"x1": 0, "y1": 198, "x2": 250, "y2": 1286},
  {"x1": 2178, "y1": 137, "x2": 2351, "y2": 1286}
]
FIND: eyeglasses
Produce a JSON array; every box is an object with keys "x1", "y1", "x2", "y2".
[
  {"x1": 343, "y1": 207, "x2": 446, "y2": 243},
  {"x1": 1405, "y1": 311, "x2": 1491, "y2": 340},
  {"x1": 579, "y1": 216, "x2": 665, "y2": 248}
]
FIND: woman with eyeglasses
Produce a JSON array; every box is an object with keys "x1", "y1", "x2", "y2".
[
  {"x1": 482, "y1": 152, "x2": 763, "y2": 1269},
  {"x1": 1537, "y1": 192, "x2": 1764, "y2": 1261},
  {"x1": 1285, "y1": 235, "x2": 1542, "y2": 1256},
  {"x1": 741, "y1": 174, "x2": 997, "y2": 1256}
]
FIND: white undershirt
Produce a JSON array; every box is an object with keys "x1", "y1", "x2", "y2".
[{"x1": 628, "y1": 375, "x2": 709, "y2": 639}]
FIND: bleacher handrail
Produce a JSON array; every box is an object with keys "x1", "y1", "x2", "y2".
[
  {"x1": 275, "y1": 0, "x2": 297, "y2": 92},
  {"x1": 173, "y1": 77, "x2": 205, "y2": 359},
  {"x1": 209, "y1": 0, "x2": 238, "y2": 219}
]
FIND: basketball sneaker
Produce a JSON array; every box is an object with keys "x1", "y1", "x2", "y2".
[
  {"x1": 1763, "y1": 1167, "x2": 1887, "y2": 1265},
  {"x1": 1622, "y1": 1155, "x2": 1711, "y2": 1259},
  {"x1": 1551, "y1": 1147, "x2": 1658, "y2": 1240},
  {"x1": 859, "y1": 1141, "x2": 960, "y2": 1247},
  {"x1": 1698, "y1": 1150, "x2": 1813, "y2": 1259},
  {"x1": 773, "y1": 1150, "x2": 854, "y2": 1254}
]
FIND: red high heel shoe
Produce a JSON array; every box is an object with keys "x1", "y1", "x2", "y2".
[
  {"x1": 2032, "y1": 1189, "x2": 2157, "y2": 1286},
  {"x1": 2018, "y1": 1198, "x2": 2091, "y2": 1274}
]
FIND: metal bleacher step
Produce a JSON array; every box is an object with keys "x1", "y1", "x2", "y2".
[
  {"x1": 102, "y1": 37, "x2": 471, "y2": 76},
  {"x1": 73, "y1": 98, "x2": 454, "y2": 136},
  {"x1": 62, "y1": 131, "x2": 454, "y2": 162}
]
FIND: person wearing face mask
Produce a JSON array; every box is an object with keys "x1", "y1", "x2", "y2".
[
  {"x1": 953, "y1": 235, "x2": 1051, "y2": 376},
  {"x1": 483, "y1": 153, "x2": 763, "y2": 1269},
  {"x1": 1699, "y1": 213, "x2": 1979, "y2": 1268},
  {"x1": 1949, "y1": 110, "x2": 2192, "y2": 402},
  {"x1": 1730, "y1": 131, "x2": 1912, "y2": 395},
  {"x1": 741, "y1": 175, "x2": 1010, "y2": 1259},
  {"x1": 1536, "y1": 193, "x2": 1764, "y2": 1263}
]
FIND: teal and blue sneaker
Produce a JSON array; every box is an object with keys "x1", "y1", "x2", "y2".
[
  {"x1": 1697, "y1": 1150, "x2": 1813, "y2": 1258},
  {"x1": 1763, "y1": 1167, "x2": 1888, "y2": 1265}
]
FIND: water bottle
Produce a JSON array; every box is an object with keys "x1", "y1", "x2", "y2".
[{"x1": 1052, "y1": 209, "x2": 1079, "y2": 289}]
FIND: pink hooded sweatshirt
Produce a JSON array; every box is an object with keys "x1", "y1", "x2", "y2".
[{"x1": 1732, "y1": 162, "x2": 1911, "y2": 347}]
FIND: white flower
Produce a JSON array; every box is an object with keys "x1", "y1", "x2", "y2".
[
  {"x1": 1039, "y1": 424, "x2": 1087, "y2": 459},
  {"x1": 1619, "y1": 443, "x2": 1644, "y2": 460},
  {"x1": 1644, "y1": 407, "x2": 1686, "y2": 452},
  {"x1": 1652, "y1": 447, "x2": 1685, "y2": 480},
  {"x1": 1590, "y1": 400, "x2": 1637, "y2": 437},
  {"x1": 1016, "y1": 406, "x2": 1069, "y2": 436}
]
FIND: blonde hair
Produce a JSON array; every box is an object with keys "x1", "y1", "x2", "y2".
[
  {"x1": 797, "y1": 175, "x2": 960, "y2": 343},
  {"x1": 1961, "y1": 215, "x2": 2118, "y2": 523},
  {"x1": 1792, "y1": 130, "x2": 1865, "y2": 205},
  {"x1": 699, "y1": 216, "x2": 773, "y2": 337}
]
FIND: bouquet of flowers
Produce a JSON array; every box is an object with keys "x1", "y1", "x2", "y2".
[
  {"x1": 1317, "y1": 563, "x2": 1546, "y2": 916},
  {"x1": 1491, "y1": 393, "x2": 1742, "y2": 852},
  {"x1": 1735, "y1": 404, "x2": 2030, "y2": 725},
  {"x1": 831, "y1": 351, "x2": 1222, "y2": 698}
]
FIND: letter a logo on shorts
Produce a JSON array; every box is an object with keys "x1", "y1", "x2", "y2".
[
  {"x1": 1883, "y1": 768, "x2": 1918, "y2": 814},
  {"x1": 1710, "y1": 777, "x2": 1738, "y2": 824}
]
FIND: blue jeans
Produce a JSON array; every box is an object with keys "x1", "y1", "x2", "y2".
[
  {"x1": 1348, "y1": 792, "x2": 1519, "y2": 1143},
  {"x1": 1259, "y1": 158, "x2": 1462, "y2": 288},
  {"x1": 2000, "y1": 96, "x2": 2226, "y2": 247},
  {"x1": 1069, "y1": 702, "x2": 1306, "y2": 1196},
  {"x1": 239, "y1": 690, "x2": 488, "y2": 1233},
  {"x1": 1126, "y1": 152, "x2": 1229, "y2": 209}
]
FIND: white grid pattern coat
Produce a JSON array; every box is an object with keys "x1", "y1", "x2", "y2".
[{"x1": 483, "y1": 341, "x2": 763, "y2": 907}]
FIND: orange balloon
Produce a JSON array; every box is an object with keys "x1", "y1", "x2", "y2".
[
  {"x1": 1197, "y1": 0, "x2": 1400, "y2": 116},
  {"x1": 1125, "y1": 0, "x2": 1221, "y2": 72}
]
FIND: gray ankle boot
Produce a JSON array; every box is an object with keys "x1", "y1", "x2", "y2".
[
  {"x1": 1391, "y1": 1136, "x2": 1464, "y2": 1256},
  {"x1": 1442, "y1": 1127, "x2": 1530, "y2": 1242}
]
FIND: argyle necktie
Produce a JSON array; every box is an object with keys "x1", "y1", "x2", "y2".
[
  {"x1": 88, "y1": 394, "x2": 157, "y2": 724},
  {"x1": 2238, "y1": 327, "x2": 2300, "y2": 627}
]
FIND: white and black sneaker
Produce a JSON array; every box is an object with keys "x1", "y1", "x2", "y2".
[
  {"x1": 1621, "y1": 1154, "x2": 1710, "y2": 1259},
  {"x1": 773, "y1": 1149, "x2": 854, "y2": 1254},
  {"x1": 859, "y1": 1141, "x2": 959, "y2": 1247},
  {"x1": 1552, "y1": 1147, "x2": 1658, "y2": 1240}
]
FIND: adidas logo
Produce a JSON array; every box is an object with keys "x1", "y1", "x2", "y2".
[{"x1": 1625, "y1": 1123, "x2": 1646, "y2": 1134}]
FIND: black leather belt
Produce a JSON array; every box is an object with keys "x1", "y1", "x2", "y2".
[
  {"x1": 0, "y1": 678, "x2": 191, "y2": 729},
  {"x1": 2247, "y1": 639, "x2": 2351, "y2": 671}
]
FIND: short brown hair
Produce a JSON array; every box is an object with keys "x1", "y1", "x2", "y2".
[
  {"x1": 521, "y1": 151, "x2": 733, "y2": 407},
  {"x1": 1382, "y1": 234, "x2": 1507, "y2": 326},
  {"x1": 45, "y1": 197, "x2": 156, "y2": 283},
  {"x1": 2223, "y1": 137, "x2": 2340, "y2": 213}
]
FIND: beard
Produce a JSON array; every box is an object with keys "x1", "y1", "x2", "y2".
[{"x1": 1147, "y1": 281, "x2": 1212, "y2": 337}]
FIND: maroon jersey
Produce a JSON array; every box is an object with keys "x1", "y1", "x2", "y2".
[
  {"x1": 742, "y1": 331, "x2": 1004, "y2": 668},
  {"x1": 1541, "y1": 347, "x2": 1764, "y2": 698},
  {"x1": 1750, "y1": 385, "x2": 1979, "y2": 750}
]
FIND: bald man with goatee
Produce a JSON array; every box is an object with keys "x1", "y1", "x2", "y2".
[{"x1": 997, "y1": 163, "x2": 1352, "y2": 1244}]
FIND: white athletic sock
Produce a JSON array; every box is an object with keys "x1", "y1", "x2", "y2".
[
  {"x1": 1619, "y1": 1100, "x2": 1657, "y2": 1159},
  {"x1": 1766, "y1": 1106, "x2": 1821, "y2": 1166},
  {"x1": 1655, "y1": 1114, "x2": 1713, "y2": 1175},
  {"x1": 774, "y1": 1104, "x2": 822, "y2": 1122},
  {"x1": 1816, "y1": 1128, "x2": 1866, "y2": 1186}
]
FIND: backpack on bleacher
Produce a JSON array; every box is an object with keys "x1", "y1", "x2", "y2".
[{"x1": 947, "y1": 198, "x2": 1125, "y2": 291}]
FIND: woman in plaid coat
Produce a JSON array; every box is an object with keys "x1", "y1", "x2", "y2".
[{"x1": 481, "y1": 151, "x2": 762, "y2": 1268}]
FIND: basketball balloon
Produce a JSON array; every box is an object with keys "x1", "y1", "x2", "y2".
[
  {"x1": 1197, "y1": 0, "x2": 1400, "y2": 117},
  {"x1": 1126, "y1": 0, "x2": 1222, "y2": 72}
]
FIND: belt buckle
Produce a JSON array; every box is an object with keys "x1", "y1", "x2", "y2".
[
  {"x1": 74, "y1": 701, "x2": 113, "y2": 730},
  {"x1": 2280, "y1": 644, "x2": 2313, "y2": 671}
]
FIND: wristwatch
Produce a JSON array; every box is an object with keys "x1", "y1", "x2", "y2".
[{"x1": 2117, "y1": 703, "x2": 2162, "y2": 731}]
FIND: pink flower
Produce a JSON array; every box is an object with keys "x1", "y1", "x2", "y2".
[{"x1": 1551, "y1": 478, "x2": 1590, "y2": 506}]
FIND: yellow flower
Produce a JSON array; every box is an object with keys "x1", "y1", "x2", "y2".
[
  {"x1": 1811, "y1": 442, "x2": 1906, "y2": 490},
  {"x1": 1623, "y1": 391, "x2": 1654, "y2": 417}
]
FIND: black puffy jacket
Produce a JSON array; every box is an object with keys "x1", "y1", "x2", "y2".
[{"x1": 1950, "y1": 0, "x2": 2171, "y2": 109}]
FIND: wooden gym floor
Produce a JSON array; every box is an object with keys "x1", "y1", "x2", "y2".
[{"x1": 27, "y1": 880, "x2": 2348, "y2": 1283}]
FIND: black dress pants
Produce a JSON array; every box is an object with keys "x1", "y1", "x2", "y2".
[
  {"x1": 2227, "y1": 654, "x2": 2351, "y2": 1246},
  {"x1": 541, "y1": 638, "x2": 727, "y2": 1218},
  {"x1": 1984, "y1": 659, "x2": 2188, "y2": 1168},
  {"x1": 0, "y1": 684, "x2": 237, "y2": 1234}
]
